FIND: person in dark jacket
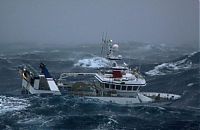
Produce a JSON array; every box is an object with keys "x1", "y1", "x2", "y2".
[{"x1": 39, "y1": 63, "x2": 52, "y2": 78}]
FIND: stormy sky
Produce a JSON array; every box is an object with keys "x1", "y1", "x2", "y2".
[{"x1": 0, "y1": 0, "x2": 199, "y2": 45}]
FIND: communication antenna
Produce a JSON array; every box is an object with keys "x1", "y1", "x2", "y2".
[
  {"x1": 100, "y1": 32, "x2": 108, "y2": 56},
  {"x1": 105, "y1": 32, "x2": 108, "y2": 43},
  {"x1": 100, "y1": 32, "x2": 104, "y2": 55}
]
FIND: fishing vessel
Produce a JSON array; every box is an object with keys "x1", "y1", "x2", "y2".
[
  {"x1": 18, "y1": 37, "x2": 181, "y2": 105},
  {"x1": 57, "y1": 37, "x2": 181, "y2": 104}
]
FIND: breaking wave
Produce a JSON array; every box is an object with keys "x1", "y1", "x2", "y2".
[
  {"x1": 0, "y1": 96, "x2": 30, "y2": 115},
  {"x1": 145, "y1": 52, "x2": 199, "y2": 76},
  {"x1": 74, "y1": 57, "x2": 110, "y2": 68},
  {"x1": 145, "y1": 60, "x2": 192, "y2": 76}
]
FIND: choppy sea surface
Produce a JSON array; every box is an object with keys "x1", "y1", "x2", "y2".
[
  {"x1": 0, "y1": 43, "x2": 199, "y2": 129},
  {"x1": 1, "y1": 95, "x2": 200, "y2": 130}
]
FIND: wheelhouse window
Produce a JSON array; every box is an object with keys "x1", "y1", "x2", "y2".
[
  {"x1": 111, "y1": 84, "x2": 115, "y2": 89},
  {"x1": 133, "y1": 86, "x2": 138, "y2": 91},
  {"x1": 127, "y1": 86, "x2": 132, "y2": 91},
  {"x1": 105, "y1": 83, "x2": 109, "y2": 88},
  {"x1": 116, "y1": 85, "x2": 121, "y2": 90},
  {"x1": 122, "y1": 86, "x2": 126, "y2": 90}
]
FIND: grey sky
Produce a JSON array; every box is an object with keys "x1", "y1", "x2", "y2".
[{"x1": 0, "y1": 0, "x2": 199, "y2": 45}]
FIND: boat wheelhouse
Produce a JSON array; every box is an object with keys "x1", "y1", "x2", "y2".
[{"x1": 87, "y1": 38, "x2": 151, "y2": 101}]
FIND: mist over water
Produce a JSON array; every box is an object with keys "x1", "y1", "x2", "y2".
[{"x1": 0, "y1": 0, "x2": 199, "y2": 45}]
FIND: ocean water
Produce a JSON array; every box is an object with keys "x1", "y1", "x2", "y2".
[
  {"x1": 0, "y1": 95, "x2": 200, "y2": 130},
  {"x1": 0, "y1": 44, "x2": 199, "y2": 129}
]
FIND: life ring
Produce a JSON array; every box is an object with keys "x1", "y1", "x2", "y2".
[{"x1": 22, "y1": 72, "x2": 29, "y2": 81}]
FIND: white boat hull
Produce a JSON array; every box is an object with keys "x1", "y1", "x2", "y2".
[
  {"x1": 22, "y1": 79, "x2": 61, "y2": 95},
  {"x1": 87, "y1": 94, "x2": 154, "y2": 105},
  {"x1": 86, "y1": 92, "x2": 181, "y2": 105}
]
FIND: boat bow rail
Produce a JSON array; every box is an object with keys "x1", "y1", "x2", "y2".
[{"x1": 141, "y1": 92, "x2": 181, "y2": 100}]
